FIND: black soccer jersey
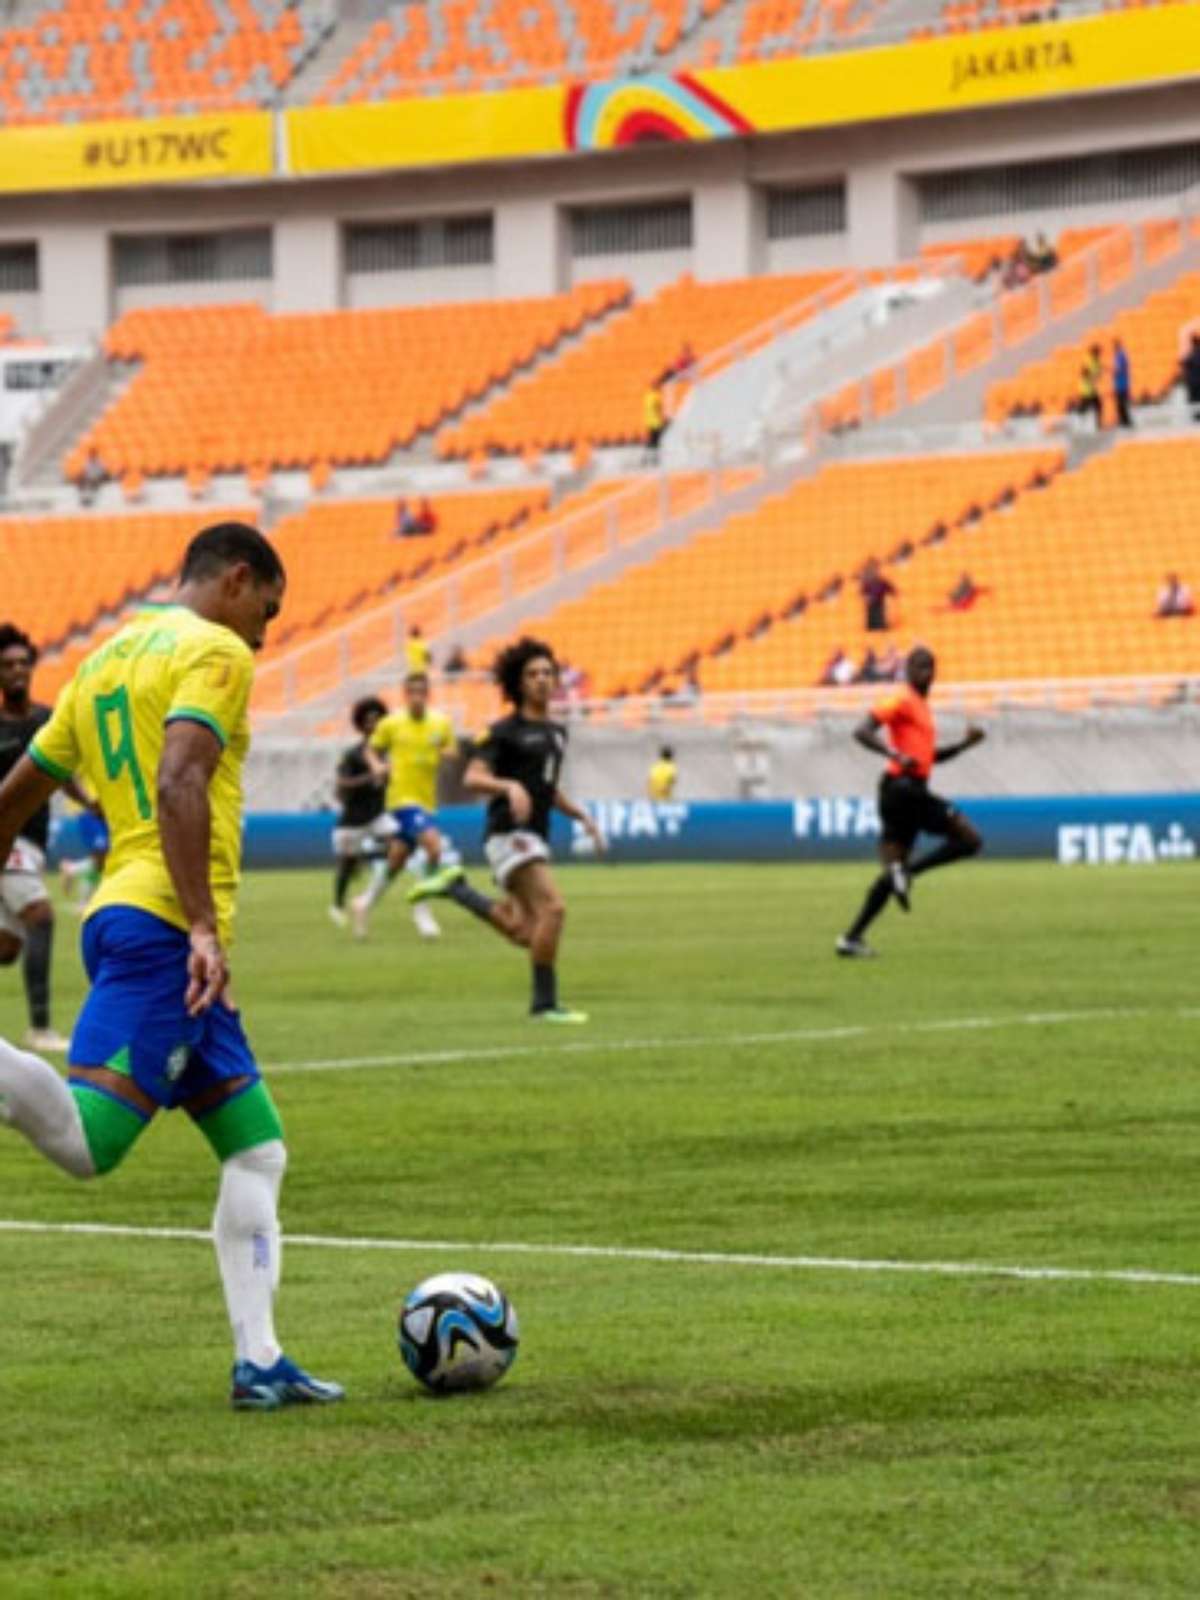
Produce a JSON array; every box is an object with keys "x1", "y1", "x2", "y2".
[
  {"x1": 474, "y1": 713, "x2": 567, "y2": 841},
  {"x1": 336, "y1": 742, "x2": 385, "y2": 829},
  {"x1": 0, "y1": 704, "x2": 51, "y2": 851}
]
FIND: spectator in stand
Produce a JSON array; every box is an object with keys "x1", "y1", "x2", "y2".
[
  {"x1": 1002, "y1": 240, "x2": 1033, "y2": 291},
  {"x1": 77, "y1": 447, "x2": 107, "y2": 507},
  {"x1": 857, "y1": 648, "x2": 885, "y2": 684},
  {"x1": 1030, "y1": 232, "x2": 1058, "y2": 273},
  {"x1": 559, "y1": 659, "x2": 585, "y2": 704},
  {"x1": 1076, "y1": 349, "x2": 1103, "y2": 430},
  {"x1": 416, "y1": 497, "x2": 438, "y2": 534},
  {"x1": 1155, "y1": 573, "x2": 1195, "y2": 618},
  {"x1": 394, "y1": 498, "x2": 423, "y2": 538},
  {"x1": 405, "y1": 624, "x2": 431, "y2": 674},
  {"x1": 819, "y1": 647, "x2": 856, "y2": 687},
  {"x1": 948, "y1": 571, "x2": 981, "y2": 611},
  {"x1": 860, "y1": 558, "x2": 897, "y2": 633},
  {"x1": 876, "y1": 644, "x2": 903, "y2": 681},
  {"x1": 643, "y1": 382, "x2": 666, "y2": 460},
  {"x1": 1112, "y1": 338, "x2": 1133, "y2": 429},
  {"x1": 1179, "y1": 333, "x2": 1200, "y2": 417},
  {"x1": 443, "y1": 643, "x2": 469, "y2": 677},
  {"x1": 670, "y1": 342, "x2": 697, "y2": 380}
]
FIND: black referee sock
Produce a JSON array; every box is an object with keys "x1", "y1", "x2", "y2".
[
  {"x1": 910, "y1": 840, "x2": 972, "y2": 877},
  {"x1": 447, "y1": 877, "x2": 495, "y2": 923},
  {"x1": 333, "y1": 859, "x2": 357, "y2": 908},
  {"x1": 846, "y1": 873, "x2": 891, "y2": 941},
  {"x1": 23, "y1": 919, "x2": 52, "y2": 1031},
  {"x1": 531, "y1": 964, "x2": 558, "y2": 1013}
]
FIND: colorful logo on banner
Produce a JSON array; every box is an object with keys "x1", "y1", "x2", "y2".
[{"x1": 563, "y1": 73, "x2": 753, "y2": 150}]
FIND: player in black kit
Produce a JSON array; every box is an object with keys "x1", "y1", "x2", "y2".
[
  {"x1": 0, "y1": 624, "x2": 97, "y2": 1051},
  {"x1": 412, "y1": 636, "x2": 606, "y2": 1022},
  {"x1": 328, "y1": 696, "x2": 390, "y2": 929}
]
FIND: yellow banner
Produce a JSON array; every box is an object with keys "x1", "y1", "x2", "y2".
[
  {"x1": 0, "y1": 111, "x2": 273, "y2": 194},
  {"x1": 285, "y1": 4, "x2": 1200, "y2": 176}
]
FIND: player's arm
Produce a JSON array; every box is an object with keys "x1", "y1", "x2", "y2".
[
  {"x1": 553, "y1": 788, "x2": 606, "y2": 854},
  {"x1": 463, "y1": 749, "x2": 532, "y2": 825},
  {"x1": 62, "y1": 776, "x2": 101, "y2": 813},
  {"x1": 158, "y1": 720, "x2": 228, "y2": 1016},
  {"x1": 336, "y1": 761, "x2": 378, "y2": 795},
  {"x1": 0, "y1": 756, "x2": 61, "y2": 865},
  {"x1": 363, "y1": 721, "x2": 391, "y2": 785},
  {"x1": 852, "y1": 713, "x2": 920, "y2": 775},
  {"x1": 935, "y1": 725, "x2": 986, "y2": 763}
]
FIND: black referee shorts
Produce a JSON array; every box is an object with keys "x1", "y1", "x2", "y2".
[{"x1": 878, "y1": 775, "x2": 959, "y2": 851}]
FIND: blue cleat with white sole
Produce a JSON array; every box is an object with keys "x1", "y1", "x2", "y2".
[{"x1": 231, "y1": 1355, "x2": 345, "y2": 1411}]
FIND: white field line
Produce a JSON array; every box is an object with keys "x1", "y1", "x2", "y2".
[
  {"x1": 264, "y1": 1005, "x2": 1167, "y2": 1075},
  {"x1": 1, "y1": 1217, "x2": 1198, "y2": 1290}
]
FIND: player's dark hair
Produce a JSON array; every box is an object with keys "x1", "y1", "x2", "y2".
[
  {"x1": 181, "y1": 522, "x2": 285, "y2": 586},
  {"x1": 404, "y1": 672, "x2": 429, "y2": 688},
  {"x1": 493, "y1": 636, "x2": 557, "y2": 706},
  {"x1": 660, "y1": 745, "x2": 674, "y2": 760},
  {"x1": 0, "y1": 622, "x2": 37, "y2": 665},
  {"x1": 351, "y1": 696, "x2": 387, "y2": 731}
]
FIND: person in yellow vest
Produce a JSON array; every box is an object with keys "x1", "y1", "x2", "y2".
[
  {"x1": 1077, "y1": 346, "x2": 1103, "y2": 429},
  {"x1": 404, "y1": 625, "x2": 431, "y2": 675},
  {"x1": 647, "y1": 745, "x2": 677, "y2": 801},
  {"x1": 643, "y1": 382, "x2": 666, "y2": 459}
]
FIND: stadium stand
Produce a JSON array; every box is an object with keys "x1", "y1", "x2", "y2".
[
  {"x1": 1, "y1": 506, "x2": 254, "y2": 697},
  {"x1": 0, "y1": 1, "x2": 331, "y2": 125},
  {"x1": 439, "y1": 271, "x2": 852, "y2": 459},
  {"x1": 986, "y1": 262, "x2": 1200, "y2": 426},
  {"x1": 64, "y1": 282, "x2": 629, "y2": 482},
  {"x1": 703, "y1": 437, "x2": 1200, "y2": 688},
  {"x1": 490, "y1": 449, "x2": 1063, "y2": 695}
]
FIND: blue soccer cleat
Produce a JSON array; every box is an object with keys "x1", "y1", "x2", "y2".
[{"x1": 231, "y1": 1355, "x2": 346, "y2": 1411}]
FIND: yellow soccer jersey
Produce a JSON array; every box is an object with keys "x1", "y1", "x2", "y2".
[
  {"x1": 30, "y1": 605, "x2": 254, "y2": 946},
  {"x1": 371, "y1": 708, "x2": 454, "y2": 811}
]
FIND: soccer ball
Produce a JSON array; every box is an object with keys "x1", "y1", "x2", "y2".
[{"x1": 398, "y1": 1272, "x2": 519, "y2": 1393}]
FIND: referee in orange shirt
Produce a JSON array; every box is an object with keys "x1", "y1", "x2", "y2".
[{"x1": 837, "y1": 647, "x2": 985, "y2": 959}]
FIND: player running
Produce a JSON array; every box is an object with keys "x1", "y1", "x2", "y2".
[
  {"x1": 837, "y1": 646, "x2": 984, "y2": 959},
  {"x1": 329, "y1": 695, "x2": 391, "y2": 928},
  {"x1": 349, "y1": 672, "x2": 457, "y2": 940},
  {"x1": 413, "y1": 636, "x2": 606, "y2": 1022},
  {"x1": 0, "y1": 622, "x2": 98, "y2": 1051},
  {"x1": 0, "y1": 522, "x2": 343, "y2": 1411}
]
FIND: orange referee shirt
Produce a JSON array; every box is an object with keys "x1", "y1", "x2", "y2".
[{"x1": 873, "y1": 686, "x2": 935, "y2": 780}]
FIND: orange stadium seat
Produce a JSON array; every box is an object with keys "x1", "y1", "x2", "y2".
[
  {"x1": 483, "y1": 450, "x2": 1063, "y2": 695},
  {"x1": 439, "y1": 272, "x2": 849, "y2": 459},
  {"x1": 0, "y1": 2, "x2": 330, "y2": 124},
  {"x1": 703, "y1": 438, "x2": 1200, "y2": 688},
  {"x1": 66, "y1": 283, "x2": 629, "y2": 481}
]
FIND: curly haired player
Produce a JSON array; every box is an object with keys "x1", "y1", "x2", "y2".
[{"x1": 411, "y1": 636, "x2": 606, "y2": 1022}]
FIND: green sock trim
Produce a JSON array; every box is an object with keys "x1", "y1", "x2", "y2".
[
  {"x1": 193, "y1": 1080, "x2": 284, "y2": 1162},
  {"x1": 70, "y1": 1084, "x2": 149, "y2": 1176}
]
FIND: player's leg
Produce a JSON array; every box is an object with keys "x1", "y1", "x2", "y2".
[
  {"x1": 21, "y1": 897, "x2": 66, "y2": 1051},
  {"x1": 508, "y1": 859, "x2": 585, "y2": 1022},
  {"x1": 0, "y1": 1037, "x2": 103, "y2": 1178},
  {"x1": 185, "y1": 1013, "x2": 343, "y2": 1410},
  {"x1": 909, "y1": 804, "x2": 983, "y2": 880},
  {"x1": 413, "y1": 833, "x2": 532, "y2": 948},
  {"x1": 329, "y1": 827, "x2": 361, "y2": 928},
  {"x1": 839, "y1": 839, "x2": 908, "y2": 957},
  {"x1": 351, "y1": 815, "x2": 414, "y2": 934}
]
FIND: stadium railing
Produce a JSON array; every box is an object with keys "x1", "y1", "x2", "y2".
[{"x1": 250, "y1": 464, "x2": 759, "y2": 715}]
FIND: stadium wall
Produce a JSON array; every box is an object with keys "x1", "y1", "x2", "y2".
[{"x1": 2, "y1": 79, "x2": 1198, "y2": 341}]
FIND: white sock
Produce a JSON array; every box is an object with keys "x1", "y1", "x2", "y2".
[
  {"x1": 214, "y1": 1139, "x2": 286, "y2": 1369},
  {"x1": 0, "y1": 1035, "x2": 94, "y2": 1179},
  {"x1": 361, "y1": 857, "x2": 393, "y2": 910}
]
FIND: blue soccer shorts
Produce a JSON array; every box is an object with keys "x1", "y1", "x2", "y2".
[
  {"x1": 392, "y1": 805, "x2": 437, "y2": 848},
  {"x1": 72, "y1": 906, "x2": 261, "y2": 1113}
]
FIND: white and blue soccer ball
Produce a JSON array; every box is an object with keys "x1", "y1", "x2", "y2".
[{"x1": 398, "y1": 1272, "x2": 519, "y2": 1393}]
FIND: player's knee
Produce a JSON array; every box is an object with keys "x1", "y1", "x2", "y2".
[
  {"x1": 539, "y1": 895, "x2": 566, "y2": 931},
  {"x1": 226, "y1": 1137, "x2": 287, "y2": 1182},
  {"x1": 22, "y1": 899, "x2": 53, "y2": 927},
  {"x1": 960, "y1": 826, "x2": 983, "y2": 856}
]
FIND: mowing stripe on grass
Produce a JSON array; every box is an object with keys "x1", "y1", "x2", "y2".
[
  {"x1": 2, "y1": 1217, "x2": 1199, "y2": 1290},
  {"x1": 265, "y1": 1005, "x2": 1164, "y2": 1075}
]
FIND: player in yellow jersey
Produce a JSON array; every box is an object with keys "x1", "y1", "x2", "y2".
[
  {"x1": 647, "y1": 745, "x2": 678, "y2": 801},
  {"x1": 349, "y1": 671, "x2": 461, "y2": 939},
  {"x1": 0, "y1": 522, "x2": 344, "y2": 1411}
]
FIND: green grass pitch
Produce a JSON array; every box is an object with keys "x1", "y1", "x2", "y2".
[{"x1": 0, "y1": 860, "x2": 1197, "y2": 1597}]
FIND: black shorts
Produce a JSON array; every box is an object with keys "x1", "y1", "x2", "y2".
[{"x1": 879, "y1": 775, "x2": 959, "y2": 850}]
